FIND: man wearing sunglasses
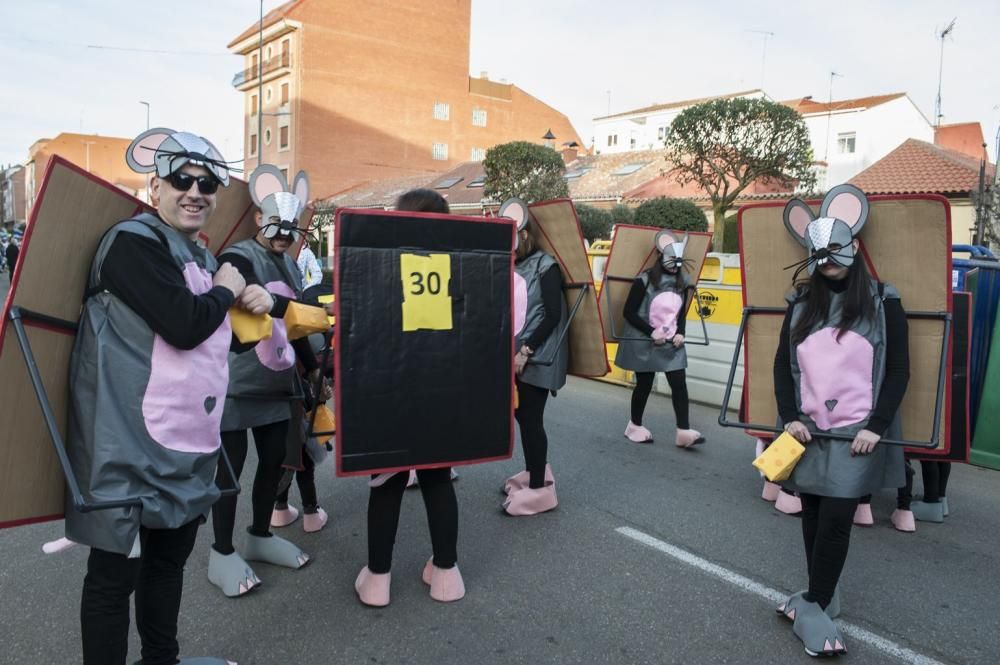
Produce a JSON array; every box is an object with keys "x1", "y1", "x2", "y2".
[{"x1": 65, "y1": 128, "x2": 268, "y2": 665}]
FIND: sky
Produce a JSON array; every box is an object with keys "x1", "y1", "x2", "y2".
[{"x1": 1, "y1": 0, "x2": 998, "y2": 172}]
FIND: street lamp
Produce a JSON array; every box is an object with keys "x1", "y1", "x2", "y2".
[{"x1": 139, "y1": 101, "x2": 150, "y2": 130}]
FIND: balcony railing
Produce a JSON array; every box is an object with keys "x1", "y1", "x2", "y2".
[{"x1": 232, "y1": 52, "x2": 291, "y2": 87}]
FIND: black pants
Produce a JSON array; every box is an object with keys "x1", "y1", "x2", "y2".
[
  {"x1": 276, "y1": 446, "x2": 318, "y2": 511},
  {"x1": 920, "y1": 460, "x2": 951, "y2": 502},
  {"x1": 631, "y1": 370, "x2": 690, "y2": 430},
  {"x1": 800, "y1": 494, "x2": 859, "y2": 608},
  {"x1": 212, "y1": 420, "x2": 289, "y2": 554},
  {"x1": 515, "y1": 380, "x2": 550, "y2": 489},
  {"x1": 367, "y1": 468, "x2": 458, "y2": 574},
  {"x1": 81, "y1": 518, "x2": 200, "y2": 665}
]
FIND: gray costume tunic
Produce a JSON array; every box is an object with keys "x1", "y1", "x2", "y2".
[
  {"x1": 515, "y1": 251, "x2": 569, "y2": 393},
  {"x1": 615, "y1": 270, "x2": 689, "y2": 373},
  {"x1": 220, "y1": 238, "x2": 303, "y2": 432},
  {"x1": 781, "y1": 279, "x2": 905, "y2": 498},
  {"x1": 66, "y1": 214, "x2": 231, "y2": 555}
]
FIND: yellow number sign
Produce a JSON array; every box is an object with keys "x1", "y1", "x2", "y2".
[{"x1": 400, "y1": 253, "x2": 452, "y2": 332}]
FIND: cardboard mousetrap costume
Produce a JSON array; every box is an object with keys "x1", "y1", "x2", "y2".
[{"x1": 720, "y1": 185, "x2": 953, "y2": 451}]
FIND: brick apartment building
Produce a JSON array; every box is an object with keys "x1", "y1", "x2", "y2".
[
  {"x1": 1, "y1": 166, "x2": 26, "y2": 226},
  {"x1": 228, "y1": 0, "x2": 584, "y2": 200},
  {"x1": 24, "y1": 133, "x2": 147, "y2": 216}
]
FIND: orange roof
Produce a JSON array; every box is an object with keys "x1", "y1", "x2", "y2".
[
  {"x1": 593, "y1": 90, "x2": 763, "y2": 121},
  {"x1": 623, "y1": 169, "x2": 794, "y2": 202},
  {"x1": 934, "y1": 123, "x2": 986, "y2": 160},
  {"x1": 228, "y1": 0, "x2": 304, "y2": 48},
  {"x1": 848, "y1": 138, "x2": 995, "y2": 195},
  {"x1": 780, "y1": 93, "x2": 906, "y2": 115}
]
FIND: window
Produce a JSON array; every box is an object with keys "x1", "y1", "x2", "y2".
[
  {"x1": 471, "y1": 108, "x2": 487, "y2": 127},
  {"x1": 657, "y1": 126, "x2": 667, "y2": 141},
  {"x1": 563, "y1": 167, "x2": 591, "y2": 180},
  {"x1": 607, "y1": 134, "x2": 618, "y2": 147},
  {"x1": 250, "y1": 94, "x2": 258, "y2": 115},
  {"x1": 281, "y1": 39, "x2": 290, "y2": 67},
  {"x1": 467, "y1": 176, "x2": 486, "y2": 188},
  {"x1": 249, "y1": 135, "x2": 257, "y2": 155},
  {"x1": 434, "y1": 177, "x2": 464, "y2": 189},
  {"x1": 264, "y1": 128, "x2": 272, "y2": 145},
  {"x1": 265, "y1": 86, "x2": 273, "y2": 103},
  {"x1": 611, "y1": 162, "x2": 649, "y2": 176},
  {"x1": 470, "y1": 147, "x2": 486, "y2": 161},
  {"x1": 251, "y1": 53, "x2": 259, "y2": 78},
  {"x1": 433, "y1": 102, "x2": 450, "y2": 121},
  {"x1": 279, "y1": 168, "x2": 288, "y2": 180},
  {"x1": 265, "y1": 45, "x2": 272, "y2": 60},
  {"x1": 630, "y1": 135, "x2": 637, "y2": 149},
  {"x1": 432, "y1": 143, "x2": 448, "y2": 160},
  {"x1": 280, "y1": 83, "x2": 289, "y2": 106},
  {"x1": 837, "y1": 132, "x2": 856, "y2": 154},
  {"x1": 279, "y1": 125, "x2": 289, "y2": 149}
]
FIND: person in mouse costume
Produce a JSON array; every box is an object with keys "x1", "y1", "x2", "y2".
[
  {"x1": 208, "y1": 164, "x2": 325, "y2": 597},
  {"x1": 773, "y1": 184, "x2": 910, "y2": 657},
  {"x1": 499, "y1": 197, "x2": 568, "y2": 517},
  {"x1": 616, "y1": 229, "x2": 704, "y2": 448},
  {"x1": 67, "y1": 127, "x2": 266, "y2": 665}
]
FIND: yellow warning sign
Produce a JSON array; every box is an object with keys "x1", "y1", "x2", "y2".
[{"x1": 400, "y1": 253, "x2": 453, "y2": 332}]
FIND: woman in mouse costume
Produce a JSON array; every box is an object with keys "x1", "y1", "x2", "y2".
[
  {"x1": 773, "y1": 184, "x2": 910, "y2": 657},
  {"x1": 207, "y1": 164, "x2": 321, "y2": 597},
  {"x1": 499, "y1": 197, "x2": 568, "y2": 516},
  {"x1": 69, "y1": 127, "x2": 254, "y2": 665},
  {"x1": 616, "y1": 230, "x2": 704, "y2": 448}
]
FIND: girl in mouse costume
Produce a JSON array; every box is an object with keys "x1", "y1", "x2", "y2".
[
  {"x1": 69, "y1": 127, "x2": 251, "y2": 665},
  {"x1": 499, "y1": 197, "x2": 568, "y2": 517},
  {"x1": 616, "y1": 230, "x2": 704, "y2": 448},
  {"x1": 207, "y1": 164, "x2": 323, "y2": 597},
  {"x1": 773, "y1": 184, "x2": 910, "y2": 657}
]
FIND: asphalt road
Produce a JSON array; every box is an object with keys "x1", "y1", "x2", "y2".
[{"x1": 1, "y1": 373, "x2": 998, "y2": 665}]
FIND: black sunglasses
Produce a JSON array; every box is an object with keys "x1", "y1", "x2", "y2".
[{"x1": 166, "y1": 171, "x2": 220, "y2": 195}]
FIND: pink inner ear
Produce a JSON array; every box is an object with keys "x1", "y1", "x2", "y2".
[
  {"x1": 656, "y1": 232, "x2": 676, "y2": 252},
  {"x1": 788, "y1": 206, "x2": 812, "y2": 238},
  {"x1": 132, "y1": 133, "x2": 171, "y2": 167},
  {"x1": 826, "y1": 193, "x2": 863, "y2": 228},
  {"x1": 504, "y1": 205, "x2": 526, "y2": 226},
  {"x1": 253, "y1": 172, "x2": 284, "y2": 204}
]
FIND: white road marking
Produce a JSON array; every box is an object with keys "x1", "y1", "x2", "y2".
[{"x1": 616, "y1": 526, "x2": 949, "y2": 665}]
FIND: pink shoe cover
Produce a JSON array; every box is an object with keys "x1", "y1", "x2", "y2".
[
  {"x1": 675, "y1": 429, "x2": 705, "y2": 448},
  {"x1": 503, "y1": 464, "x2": 554, "y2": 495},
  {"x1": 624, "y1": 421, "x2": 653, "y2": 443},
  {"x1": 303, "y1": 508, "x2": 328, "y2": 533},
  {"x1": 42, "y1": 537, "x2": 77, "y2": 554},
  {"x1": 354, "y1": 566, "x2": 390, "y2": 607},
  {"x1": 761, "y1": 481, "x2": 781, "y2": 502},
  {"x1": 503, "y1": 481, "x2": 558, "y2": 516},
  {"x1": 890, "y1": 509, "x2": 915, "y2": 533},
  {"x1": 853, "y1": 503, "x2": 874, "y2": 527},
  {"x1": 270, "y1": 505, "x2": 300, "y2": 528},
  {"x1": 177, "y1": 658, "x2": 237, "y2": 664},
  {"x1": 421, "y1": 558, "x2": 465, "y2": 602},
  {"x1": 775, "y1": 492, "x2": 803, "y2": 515}
]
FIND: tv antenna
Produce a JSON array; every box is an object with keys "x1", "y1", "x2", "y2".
[
  {"x1": 934, "y1": 18, "x2": 956, "y2": 127},
  {"x1": 746, "y1": 30, "x2": 774, "y2": 91}
]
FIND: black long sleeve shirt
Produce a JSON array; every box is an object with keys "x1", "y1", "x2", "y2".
[
  {"x1": 773, "y1": 281, "x2": 910, "y2": 436},
  {"x1": 622, "y1": 277, "x2": 688, "y2": 337},
  {"x1": 101, "y1": 231, "x2": 234, "y2": 350},
  {"x1": 218, "y1": 245, "x2": 318, "y2": 372}
]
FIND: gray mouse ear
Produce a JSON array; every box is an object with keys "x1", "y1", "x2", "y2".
[
  {"x1": 498, "y1": 197, "x2": 530, "y2": 231},
  {"x1": 820, "y1": 184, "x2": 869, "y2": 237},
  {"x1": 292, "y1": 170, "x2": 310, "y2": 205},
  {"x1": 125, "y1": 128, "x2": 176, "y2": 173},
  {"x1": 247, "y1": 164, "x2": 287, "y2": 207},
  {"x1": 782, "y1": 198, "x2": 815, "y2": 247}
]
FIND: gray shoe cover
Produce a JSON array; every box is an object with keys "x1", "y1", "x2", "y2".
[
  {"x1": 244, "y1": 534, "x2": 310, "y2": 569},
  {"x1": 787, "y1": 596, "x2": 847, "y2": 656},
  {"x1": 178, "y1": 659, "x2": 237, "y2": 664},
  {"x1": 207, "y1": 549, "x2": 260, "y2": 597},
  {"x1": 942, "y1": 497, "x2": 950, "y2": 517},
  {"x1": 777, "y1": 587, "x2": 840, "y2": 620},
  {"x1": 911, "y1": 500, "x2": 945, "y2": 523}
]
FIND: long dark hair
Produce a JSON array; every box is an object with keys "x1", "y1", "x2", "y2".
[
  {"x1": 396, "y1": 188, "x2": 450, "y2": 214},
  {"x1": 790, "y1": 259, "x2": 876, "y2": 345}
]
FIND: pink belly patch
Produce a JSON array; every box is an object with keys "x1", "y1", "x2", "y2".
[
  {"x1": 648, "y1": 292, "x2": 682, "y2": 339},
  {"x1": 255, "y1": 281, "x2": 296, "y2": 371},
  {"x1": 796, "y1": 327, "x2": 874, "y2": 430},
  {"x1": 142, "y1": 262, "x2": 231, "y2": 453},
  {"x1": 513, "y1": 273, "x2": 527, "y2": 336}
]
